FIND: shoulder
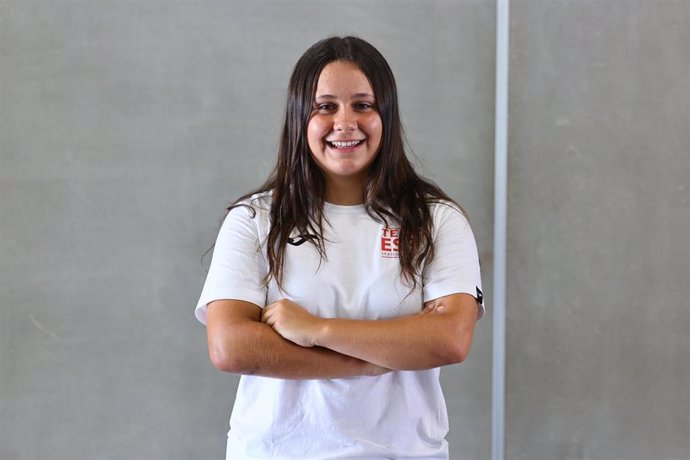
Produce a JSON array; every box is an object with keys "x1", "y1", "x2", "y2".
[
  {"x1": 427, "y1": 199, "x2": 469, "y2": 226},
  {"x1": 226, "y1": 191, "x2": 272, "y2": 222},
  {"x1": 232, "y1": 190, "x2": 272, "y2": 214},
  {"x1": 220, "y1": 191, "x2": 273, "y2": 240},
  {"x1": 425, "y1": 199, "x2": 477, "y2": 248}
]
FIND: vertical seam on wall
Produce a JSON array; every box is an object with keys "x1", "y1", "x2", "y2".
[{"x1": 492, "y1": 0, "x2": 509, "y2": 459}]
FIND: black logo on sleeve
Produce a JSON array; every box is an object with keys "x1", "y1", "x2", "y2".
[
  {"x1": 476, "y1": 287, "x2": 484, "y2": 305},
  {"x1": 287, "y1": 234, "x2": 318, "y2": 246}
]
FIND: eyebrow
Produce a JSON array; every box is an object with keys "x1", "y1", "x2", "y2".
[{"x1": 314, "y1": 93, "x2": 375, "y2": 100}]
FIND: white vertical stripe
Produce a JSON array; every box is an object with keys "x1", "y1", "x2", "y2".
[{"x1": 492, "y1": 0, "x2": 510, "y2": 459}]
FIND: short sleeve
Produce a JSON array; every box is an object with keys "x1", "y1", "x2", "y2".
[
  {"x1": 422, "y1": 203, "x2": 484, "y2": 320},
  {"x1": 195, "y1": 204, "x2": 268, "y2": 325}
]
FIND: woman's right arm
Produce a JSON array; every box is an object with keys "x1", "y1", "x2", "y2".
[{"x1": 206, "y1": 299, "x2": 389, "y2": 379}]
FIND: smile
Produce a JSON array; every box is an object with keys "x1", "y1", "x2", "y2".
[{"x1": 327, "y1": 139, "x2": 365, "y2": 148}]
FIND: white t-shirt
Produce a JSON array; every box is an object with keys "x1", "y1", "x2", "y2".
[{"x1": 196, "y1": 192, "x2": 483, "y2": 459}]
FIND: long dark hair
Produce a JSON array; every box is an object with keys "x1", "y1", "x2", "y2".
[{"x1": 231, "y1": 36, "x2": 459, "y2": 289}]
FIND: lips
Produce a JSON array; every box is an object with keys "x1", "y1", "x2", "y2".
[{"x1": 326, "y1": 139, "x2": 365, "y2": 149}]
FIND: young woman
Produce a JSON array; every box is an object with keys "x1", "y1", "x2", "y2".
[{"x1": 196, "y1": 36, "x2": 484, "y2": 459}]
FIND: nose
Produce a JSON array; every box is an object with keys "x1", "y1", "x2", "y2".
[{"x1": 334, "y1": 107, "x2": 356, "y2": 132}]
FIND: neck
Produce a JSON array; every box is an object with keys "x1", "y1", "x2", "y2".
[{"x1": 324, "y1": 177, "x2": 366, "y2": 205}]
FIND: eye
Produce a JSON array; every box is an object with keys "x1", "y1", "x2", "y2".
[
  {"x1": 314, "y1": 103, "x2": 336, "y2": 113},
  {"x1": 354, "y1": 101, "x2": 375, "y2": 111}
]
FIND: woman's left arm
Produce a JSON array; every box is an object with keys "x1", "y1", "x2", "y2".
[{"x1": 261, "y1": 293, "x2": 479, "y2": 370}]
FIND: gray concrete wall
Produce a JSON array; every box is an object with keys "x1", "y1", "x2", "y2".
[
  {"x1": 4, "y1": 1, "x2": 688, "y2": 459},
  {"x1": 0, "y1": 1, "x2": 495, "y2": 459},
  {"x1": 507, "y1": 1, "x2": 690, "y2": 459}
]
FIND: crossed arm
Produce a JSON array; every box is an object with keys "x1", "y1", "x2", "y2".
[{"x1": 206, "y1": 293, "x2": 479, "y2": 380}]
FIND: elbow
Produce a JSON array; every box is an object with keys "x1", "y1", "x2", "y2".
[
  {"x1": 440, "y1": 330, "x2": 474, "y2": 365},
  {"x1": 449, "y1": 344, "x2": 471, "y2": 364},
  {"x1": 208, "y1": 339, "x2": 256, "y2": 375},
  {"x1": 208, "y1": 343, "x2": 234, "y2": 372},
  {"x1": 208, "y1": 346, "x2": 232, "y2": 373},
  {"x1": 441, "y1": 344, "x2": 468, "y2": 365}
]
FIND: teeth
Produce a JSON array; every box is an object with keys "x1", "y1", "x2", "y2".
[{"x1": 329, "y1": 140, "x2": 362, "y2": 148}]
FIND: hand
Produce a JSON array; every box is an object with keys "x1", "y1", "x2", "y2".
[
  {"x1": 419, "y1": 300, "x2": 446, "y2": 315},
  {"x1": 261, "y1": 299, "x2": 325, "y2": 348},
  {"x1": 365, "y1": 362, "x2": 393, "y2": 377}
]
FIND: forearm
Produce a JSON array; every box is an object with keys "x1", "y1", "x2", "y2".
[
  {"x1": 210, "y1": 320, "x2": 384, "y2": 379},
  {"x1": 261, "y1": 294, "x2": 478, "y2": 371},
  {"x1": 315, "y1": 311, "x2": 473, "y2": 370}
]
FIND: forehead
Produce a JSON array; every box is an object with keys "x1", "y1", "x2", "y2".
[{"x1": 315, "y1": 61, "x2": 374, "y2": 96}]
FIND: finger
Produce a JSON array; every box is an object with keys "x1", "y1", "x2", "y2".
[
  {"x1": 419, "y1": 304, "x2": 436, "y2": 315},
  {"x1": 261, "y1": 306, "x2": 274, "y2": 324}
]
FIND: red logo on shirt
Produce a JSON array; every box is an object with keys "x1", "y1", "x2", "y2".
[{"x1": 381, "y1": 227, "x2": 399, "y2": 258}]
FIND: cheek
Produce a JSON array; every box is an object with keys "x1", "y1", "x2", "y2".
[
  {"x1": 307, "y1": 117, "x2": 328, "y2": 147},
  {"x1": 367, "y1": 115, "x2": 383, "y2": 147}
]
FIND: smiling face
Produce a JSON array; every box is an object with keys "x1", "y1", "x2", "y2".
[{"x1": 307, "y1": 60, "x2": 383, "y2": 202}]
